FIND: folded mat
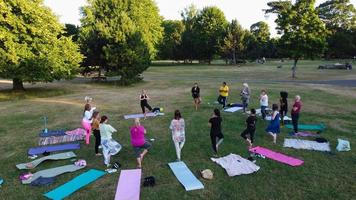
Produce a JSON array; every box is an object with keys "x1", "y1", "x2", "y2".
[
  {"x1": 224, "y1": 107, "x2": 243, "y2": 113},
  {"x1": 336, "y1": 139, "x2": 351, "y2": 152},
  {"x1": 283, "y1": 138, "x2": 331, "y2": 152},
  {"x1": 114, "y1": 169, "x2": 142, "y2": 200},
  {"x1": 22, "y1": 164, "x2": 86, "y2": 184},
  {"x1": 285, "y1": 123, "x2": 326, "y2": 131},
  {"x1": 39, "y1": 130, "x2": 66, "y2": 137},
  {"x1": 289, "y1": 132, "x2": 320, "y2": 137},
  {"x1": 17, "y1": 152, "x2": 76, "y2": 170},
  {"x1": 211, "y1": 153, "x2": 260, "y2": 176},
  {"x1": 124, "y1": 112, "x2": 164, "y2": 120},
  {"x1": 28, "y1": 143, "x2": 80, "y2": 156},
  {"x1": 39, "y1": 135, "x2": 84, "y2": 146},
  {"x1": 249, "y1": 146, "x2": 304, "y2": 167},
  {"x1": 168, "y1": 161, "x2": 204, "y2": 191},
  {"x1": 44, "y1": 169, "x2": 105, "y2": 200}
]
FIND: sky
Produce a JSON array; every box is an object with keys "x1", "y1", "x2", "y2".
[{"x1": 44, "y1": 0, "x2": 356, "y2": 37}]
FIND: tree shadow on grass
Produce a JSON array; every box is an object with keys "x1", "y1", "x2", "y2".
[{"x1": 0, "y1": 87, "x2": 71, "y2": 102}]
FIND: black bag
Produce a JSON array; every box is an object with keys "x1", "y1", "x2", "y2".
[
  {"x1": 315, "y1": 137, "x2": 328, "y2": 143},
  {"x1": 143, "y1": 176, "x2": 155, "y2": 187}
]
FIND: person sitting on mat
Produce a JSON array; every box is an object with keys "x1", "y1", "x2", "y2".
[
  {"x1": 82, "y1": 102, "x2": 96, "y2": 145},
  {"x1": 130, "y1": 118, "x2": 151, "y2": 168},
  {"x1": 265, "y1": 104, "x2": 280, "y2": 144},
  {"x1": 99, "y1": 115, "x2": 122, "y2": 167},
  {"x1": 209, "y1": 108, "x2": 224, "y2": 156},
  {"x1": 169, "y1": 110, "x2": 185, "y2": 161},
  {"x1": 291, "y1": 95, "x2": 302, "y2": 134},
  {"x1": 217, "y1": 82, "x2": 229, "y2": 108},
  {"x1": 191, "y1": 83, "x2": 201, "y2": 111},
  {"x1": 139, "y1": 89, "x2": 153, "y2": 119},
  {"x1": 241, "y1": 108, "x2": 257, "y2": 149},
  {"x1": 279, "y1": 91, "x2": 288, "y2": 127},
  {"x1": 91, "y1": 111, "x2": 102, "y2": 156},
  {"x1": 259, "y1": 89, "x2": 268, "y2": 120},
  {"x1": 241, "y1": 83, "x2": 251, "y2": 113}
]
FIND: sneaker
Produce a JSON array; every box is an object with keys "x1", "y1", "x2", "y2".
[
  {"x1": 105, "y1": 168, "x2": 117, "y2": 174},
  {"x1": 98, "y1": 145, "x2": 102, "y2": 149}
]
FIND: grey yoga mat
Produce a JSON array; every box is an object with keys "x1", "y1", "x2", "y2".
[
  {"x1": 16, "y1": 152, "x2": 76, "y2": 170},
  {"x1": 22, "y1": 164, "x2": 86, "y2": 184}
]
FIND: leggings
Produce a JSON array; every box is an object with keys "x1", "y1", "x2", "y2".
[
  {"x1": 210, "y1": 133, "x2": 224, "y2": 153},
  {"x1": 240, "y1": 128, "x2": 255, "y2": 143},
  {"x1": 242, "y1": 99, "x2": 249, "y2": 112},
  {"x1": 93, "y1": 129, "x2": 101, "y2": 154},
  {"x1": 141, "y1": 102, "x2": 152, "y2": 113},
  {"x1": 261, "y1": 106, "x2": 267, "y2": 119},
  {"x1": 217, "y1": 96, "x2": 227, "y2": 107},
  {"x1": 81, "y1": 120, "x2": 91, "y2": 145},
  {"x1": 173, "y1": 139, "x2": 185, "y2": 160},
  {"x1": 291, "y1": 113, "x2": 299, "y2": 133},
  {"x1": 280, "y1": 108, "x2": 288, "y2": 125}
]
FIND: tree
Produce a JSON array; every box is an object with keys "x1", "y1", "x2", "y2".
[
  {"x1": 221, "y1": 20, "x2": 246, "y2": 64},
  {"x1": 0, "y1": 0, "x2": 83, "y2": 90},
  {"x1": 250, "y1": 21, "x2": 271, "y2": 59},
  {"x1": 194, "y1": 6, "x2": 228, "y2": 64},
  {"x1": 158, "y1": 20, "x2": 185, "y2": 60},
  {"x1": 266, "y1": 0, "x2": 327, "y2": 78},
  {"x1": 79, "y1": 0, "x2": 163, "y2": 84},
  {"x1": 180, "y1": 5, "x2": 199, "y2": 63},
  {"x1": 64, "y1": 24, "x2": 80, "y2": 42}
]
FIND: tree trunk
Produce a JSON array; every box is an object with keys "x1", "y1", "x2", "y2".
[
  {"x1": 232, "y1": 50, "x2": 236, "y2": 65},
  {"x1": 292, "y1": 58, "x2": 298, "y2": 79},
  {"x1": 13, "y1": 78, "x2": 25, "y2": 90}
]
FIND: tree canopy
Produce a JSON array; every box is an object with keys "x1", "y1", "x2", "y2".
[{"x1": 221, "y1": 20, "x2": 246, "y2": 64}]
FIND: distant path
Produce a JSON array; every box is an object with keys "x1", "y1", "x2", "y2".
[{"x1": 274, "y1": 79, "x2": 356, "y2": 87}]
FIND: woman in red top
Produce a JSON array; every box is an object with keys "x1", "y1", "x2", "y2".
[
  {"x1": 291, "y1": 95, "x2": 302, "y2": 133},
  {"x1": 130, "y1": 118, "x2": 151, "y2": 168}
]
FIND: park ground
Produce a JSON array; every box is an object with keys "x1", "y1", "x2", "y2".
[{"x1": 0, "y1": 60, "x2": 356, "y2": 200}]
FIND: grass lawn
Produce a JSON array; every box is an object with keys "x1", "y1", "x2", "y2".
[{"x1": 0, "y1": 60, "x2": 355, "y2": 200}]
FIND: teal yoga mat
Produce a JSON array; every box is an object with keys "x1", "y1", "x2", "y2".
[
  {"x1": 44, "y1": 169, "x2": 105, "y2": 200},
  {"x1": 168, "y1": 161, "x2": 204, "y2": 191},
  {"x1": 285, "y1": 123, "x2": 326, "y2": 131}
]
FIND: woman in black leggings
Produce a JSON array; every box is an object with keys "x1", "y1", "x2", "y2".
[
  {"x1": 209, "y1": 108, "x2": 224, "y2": 156},
  {"x1": 139, "y1": 90, "x2": 152, "y2": 119}
]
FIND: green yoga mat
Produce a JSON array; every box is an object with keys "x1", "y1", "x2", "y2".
[
  {"x1": 44, "y1": 169, "x2": 106, "y2": 200},
  {"x1": 16, "y1": 152, "x2": 76, "y2": 170},
  {"x1": 285, "y1": 123, "x2": 326, "y2": 131}
]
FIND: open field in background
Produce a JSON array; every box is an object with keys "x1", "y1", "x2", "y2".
[{"x1": 0, "y1": 60, "x2": 355, "y2": 199}]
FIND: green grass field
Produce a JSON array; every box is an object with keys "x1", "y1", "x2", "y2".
[{"x1": 0, "y1": 60, "x2": 356, "y2": 200}]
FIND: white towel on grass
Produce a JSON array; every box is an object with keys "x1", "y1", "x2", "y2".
[
  {"x1": 211, "y1": 154, "x2": 260, "y2": 177},
  {"x1": 283, "y1": 139, "x2": 331, "y2": 152},
  {"x1": 224, "y1": 107, "x2": 243, "y2": 113}
]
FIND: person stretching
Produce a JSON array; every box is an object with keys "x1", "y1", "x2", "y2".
[
  {"x1": 139, "y1": 90, "x2": 153, "y2": 119},
  {"x1": 259, "y1": 90, "x2": 268, "y2": 120},
  {"x1": 241, "y1": 108, "x2": 257, "y2": 148},
  {"x1": 82, "y1": 103, "x2": 96, "y2": 145},
  {"x1": 191, "y1": 83, "x2": 201, "y2": 111},
  {"x1": 91, "y1": 111, "x2": 102, "y2": 156},
  {"x1": 241, "y1": 83, "x2": 251, "y2": 113},
  {"x1": 169, "y1": 110, "x2": 185, "y2": 161},
  {"x1": 291, "y1": 95, "x2": 302, "y2": 133},
  {"x1": 279, "y1": 91, "x2": 288, "y2": 127},
  {"x1": 265, "y1": 104, "x2": 280, "y2": 144},
  {"x1": 217, "y1": 82, "x2": 229, "y2": 108},
  {"x1": 130, "y1": 118, "x2": 151, "y2": 168},
  {"x1": 209, "y1": 108, "x2": 224, "y2": 156}
]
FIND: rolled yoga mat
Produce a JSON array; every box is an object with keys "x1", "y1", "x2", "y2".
[
  {"x1": 28, "y1": 143, "x2": 80, "y2": 155},
  {"x1": 16, "y1": 152, "x2": 76, "y2": 170},
  {"x1": 39, "y1": 130, "x2": 66, "y2": 137},
  {"x1": 22, "y1": 164, "x2": 86, "y2": 184},
  {"x1": 249, "y1": 146, "x2": 304, "y2": 167},
  {"x1": 114, "y1": 169, "x2": 142, "y2": 200},
  {"x1": 44, "y1": 169, "x2": 105, "y2": 200},
  {"x1": 168, "y1": 161, "x2": 204, "y2": 191},
  {"x1": 285, "y1": 123, "x2": 326, "y2": 131}
]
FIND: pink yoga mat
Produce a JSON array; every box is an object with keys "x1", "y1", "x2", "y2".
[
  {"x1": 115, "y1": 169, "x2": 142, "y2": 200},
  {"x1": 249, "y1": 146, "x2": 304, "y2": 167}
]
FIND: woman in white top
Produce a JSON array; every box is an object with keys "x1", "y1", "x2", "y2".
[
  {"x1": 259, "y1": 89, "x2": 268, "y2": 120},
  {"x1": 82, "y1": 103, "x2": 96, "y2": 145},
  {"x1": 169, "y1": 110, "x2": 185, "y2": 161}
]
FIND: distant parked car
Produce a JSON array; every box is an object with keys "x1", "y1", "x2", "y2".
[{"x1": 318, "y1": 63, "x2": 352, "y2": 70}]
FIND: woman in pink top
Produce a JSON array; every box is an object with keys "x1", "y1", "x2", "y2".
[
  {"x1": 130, "y1": 118, "x2": 151, "y2": 168},
  {"x1": 169, "y1": 110, "x2": 185, "y2": 161}
]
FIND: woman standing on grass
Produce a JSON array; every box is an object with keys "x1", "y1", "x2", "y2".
[
  {"x1": 169, "y1": 110, "x2": 185, "y2": 161},
  {"x1": 191, "y1": 83, "x2": 201, "y2": 111},
  {"x1": 209, "y1": 108, "x2": 224, "y2": 156},
  {"x1": 130, "y1": 118, "x2": 151, "y2": 168},
  {"x1": 259, "y1": 90, "x2": 268, "y2": 120},
  {"x1": 241, "y1": 83, "x2": 251, "y2": 113},
  {"x1": 91, "y1": 111, "x2": 102, "y2": 156},
  {"x1": 265, "y1": 104, "x2": 280, "y2": 144},
  {"x1": 139, "y1": 90, "x2": 153, "y2": 119},
  {"x1": 291, "y1": 95, "x2": 302, "y2": 133},
  {"x1": 82, "y1": 98, "x2": 96, "y2": 145}
]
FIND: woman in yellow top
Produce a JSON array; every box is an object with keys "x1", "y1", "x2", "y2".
[{"x1": 217, "y1": 82, "x2": 229, "y2": 108}]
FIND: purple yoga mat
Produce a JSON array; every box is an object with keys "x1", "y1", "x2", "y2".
[
  {"x1": 114, "y1": 169, "x2": 142, "y2": 200},
  {"x1": 249, "y1": 146, "x2": 304, "y2": 167},
  {"x1": 28, "y1": 143, "x2": 80, "y2": 155}
]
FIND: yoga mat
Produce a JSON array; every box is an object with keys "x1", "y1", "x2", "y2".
[
  {"x1": 28, "y1": 143, "x2": 80, "y2": 155},
  {"x1": 249, "y1": 146, "x2": 304, "y2": 167},
  {"x1": 224, "y1": 107, "x2": 243, "y2": 113},
  {"x1": 16, "y1": 152, "x2": 76, "y2": 170},
  {"x1": 38, "y1": 134, "x2": 84, "y2": 146},
  {"x1": 265, "y1": 116, "x2": 292, "y2": 121},
  {"x1": 285, "y1": 123, "x2": 326, "y2": 131},
  {"x1": 124, "y1": 112, "x2": 164, "y2": 120},
  {"x1": 39, "y1": 130, "x2": 66, "y2": 137},
  {"x1": 168, "y1": 161, "x2": 204, "y2": 191},
  {"x1": 283, "y1": 139, "x2": 331, "y2": 152},
  {"x1": 22, "y1": 164, "x2": 86, "y2": 184},
  {"x1": 44, "y1": 169, "x2": 105, "y2": 200},
  {"x1": 114, "y1": 169, "x2": 142, "y2": 200},
  {"x1": 289, "y1": 132, "x2": 320, "y2": 137}
]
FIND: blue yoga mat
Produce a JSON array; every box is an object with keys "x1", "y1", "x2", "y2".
[
  {"x1": 39, "y1": 130, "x2": 66, "y2": 137},
  {"x1": 168, "y1": 161, "x2": 204, "y2": 191},
  {"x1": 28, "y1": 143, "x2": 80, "y2": 155},
  {"x1": 44, "y1": 169, "x2": 106, "y2": 200}
]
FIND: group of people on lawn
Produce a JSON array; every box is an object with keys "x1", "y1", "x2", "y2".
[{"x1": 80, "y1": 82, "x2": 302, "y2": 168}]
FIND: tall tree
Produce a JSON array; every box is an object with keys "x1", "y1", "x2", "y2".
[
  {"x1": 194, "y1": 6, "x2": 228, "y2": 64},
  {"x1": 0, "y1": 0, "x2": 83, "y2": 90},
  {"x1": 158, "y1": 20, "x2": 185, "y2": 60},
  {"x1": 79, "y1": 0, "x2": 163, "y2": 84},
  {"x1": 180, "y1": 5, "x2": 198, "y2": 62},
  {"x1": 250, "y1": 21, "x2": 271, "y2": 59},
  {"x1": 221, "y1": 20, "x2": 246, "y2": 64},
  {"x1": 64, "y1": 24, "x2": 80, "y2": 42},
  {"x1": 266, "y1": 0, "x2": 327, "y2": 78}
]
